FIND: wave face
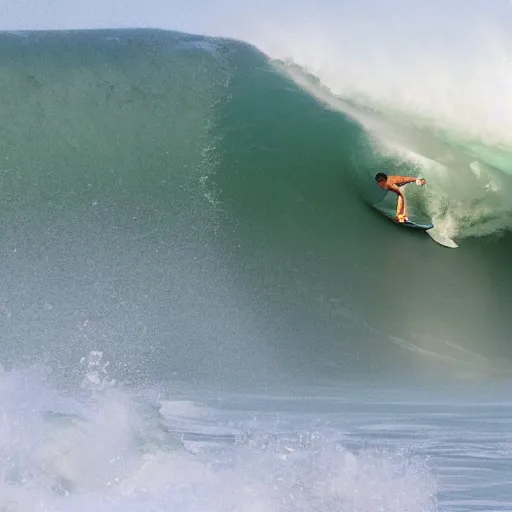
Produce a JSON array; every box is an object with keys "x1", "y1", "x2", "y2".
[
  {"x1": 177, "y1": 0, "x2": 512, "y2": 240},
  {"x1": 1, "y1": 26, "x2": 512, "y2": 512},
  {"x1": 0, "y1": 28, "x2": 511, "y2": 390}
]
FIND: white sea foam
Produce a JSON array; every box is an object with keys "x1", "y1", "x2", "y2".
[{"x1": 0, "y1": 355, "x2": 438, "y2": 512}]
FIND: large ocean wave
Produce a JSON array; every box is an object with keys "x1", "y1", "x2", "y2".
[
  {"x1": 0, "y1": 28, "x2": 510, "y2": 387},
  {"x1": 0, "y1": 26, "x2": 511, "y2": 511},
  {"x1": 173, "y1": 0, "x2": 512, "y2": 239}
]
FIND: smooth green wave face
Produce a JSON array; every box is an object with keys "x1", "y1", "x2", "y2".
[{"x1": 0, "y1": 29, "x2": 511, "y2": 388}]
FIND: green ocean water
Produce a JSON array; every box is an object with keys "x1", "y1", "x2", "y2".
[{"x1": 0, "y1": 29, "x2": 511, "y2": 388}]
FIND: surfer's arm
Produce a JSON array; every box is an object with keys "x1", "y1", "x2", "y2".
[
  {"x1": 391, "y1": 176, "x2": 419, "y2": 186},
  {"x1": 389, "y1": 184, "x2": 404, "y2": 197},
  {"x1": 393, "y1": 176, "x2": 426, "y2": 186}
]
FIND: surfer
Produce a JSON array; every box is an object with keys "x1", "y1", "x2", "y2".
[{"x1": 374, "y1": 173, "x2": 426, "y2": 222}]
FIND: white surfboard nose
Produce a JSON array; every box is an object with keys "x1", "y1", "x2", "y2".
[{"x1": 426, "y1": 228, "x2": 459, "y2": 248}]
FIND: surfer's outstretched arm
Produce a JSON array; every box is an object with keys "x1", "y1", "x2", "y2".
[{"x1": 390, "y1": 176, "x2": 426, "y2": 187}]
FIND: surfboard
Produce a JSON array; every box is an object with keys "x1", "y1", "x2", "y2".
[
  {"x1": 387, "y1": 216, "x2": 433, "y2": 230},
  {"x1": 372, "y1": 204, "x2": 433, "y2": 230},
  {"x1": 372, "y1": 204, "x2": 458, "y2": 248},
  {"x1": 425, "y1": 228, "x2": 459, "y2": 249}
]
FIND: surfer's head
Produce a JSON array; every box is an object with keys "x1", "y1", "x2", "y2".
[{"x1": 375, "y1": 173, "x2": 388, "y2": 187}]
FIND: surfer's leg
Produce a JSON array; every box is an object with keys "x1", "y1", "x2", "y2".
[
  {"x1": 402, "y1": 197, "x2": 408, "y2": 220},
  {"x1": 396, "y1": 195, "x2": 407, "y2": 222}
]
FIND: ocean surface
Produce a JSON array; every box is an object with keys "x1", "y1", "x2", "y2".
[{"x1": 0, "y1": 28, "x2": 511, "y2": 511}]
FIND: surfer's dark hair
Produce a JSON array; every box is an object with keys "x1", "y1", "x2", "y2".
[{"x1": 375, "y1": 173, "x2": 387, "y2": 182}]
